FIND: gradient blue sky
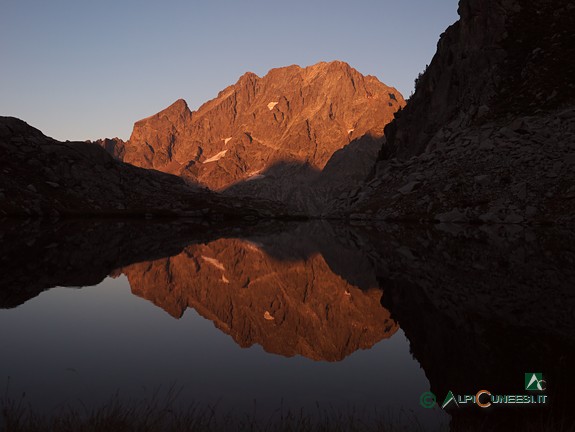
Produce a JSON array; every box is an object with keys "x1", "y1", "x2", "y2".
[{"x1": 0, "y1": 0, "x2": 459, "y2": 141}]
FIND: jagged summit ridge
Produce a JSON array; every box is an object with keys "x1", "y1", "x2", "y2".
[{"x1": 113, "y1": 61, "x2": 405, "y2": 211}]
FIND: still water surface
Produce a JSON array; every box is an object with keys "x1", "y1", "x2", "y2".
[
  {"x1": 2, "y1": 277, "x2": 429, "y2": 411},
  {"x1": 0, "y1": 227, "x2": 448, "y2": 429},
  {"x1": 1, "y1": 220, "x2": 573, "y2": 431}
]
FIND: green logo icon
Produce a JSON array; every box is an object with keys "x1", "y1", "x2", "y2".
[
  {"x1": 419, "y1": 391, "x2": 436, "y2": 409},
  {"x1": 442, "y1": 390, "x2": 459, "y2": 409},
  {"x1": 525, "y1": 373, "x2": 546, "y2": 391}
]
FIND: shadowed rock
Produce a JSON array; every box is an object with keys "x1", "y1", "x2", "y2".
[
  {"x1": 0, "y1": 117, "x2": 283, "y2": 218},
  {"x1": 348, "y1": 0, "x2": 575, "y2": 225},
  {"x1": 92, "y1": 137, "x2": 126, "y2": 160}
]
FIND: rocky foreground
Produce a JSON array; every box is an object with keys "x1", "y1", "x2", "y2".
[{"x1": 344, "y1": 106, "x2": 575, "y2": 224}]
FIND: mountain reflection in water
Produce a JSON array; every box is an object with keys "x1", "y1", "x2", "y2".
[
  {"x1": 122, "y1": 236, "x2": 396, "y2": 361},
  {"x1": 0, "y1": 219, "x2": 574, "y2": 431}
]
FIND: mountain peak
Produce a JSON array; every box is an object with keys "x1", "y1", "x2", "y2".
[
  {"x1": 159, "y1": 98, "x2": 190, "y2": 117},
  {"x1": 168, "y1": 98, "x2": 189, "y2": 111},
  {"x1": 264, "y1": 61, "x2": 354, "y2": 78},
  {"x1": 237, "y1": 71, "x2": 260, "y2": 83},
  {"x1": 314, "y1": 60, "x2": 352, "y2": 69},
  {"x1": 134, "y1": 98, "x2": 191, "y2": 127},
  {"x1": 242, "y1": 71, "x2": 259, "y2": 78},
  {"x1": 118, "y1": 62, "x2": 406, "y2": 211}
]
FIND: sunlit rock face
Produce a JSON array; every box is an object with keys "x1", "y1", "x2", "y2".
[
  {"x1": 115, "y1": 61, "x2": 405, "y2": 214},
  {"x1": 122, "y1": 236, "x2": 398, "y2": 361}
]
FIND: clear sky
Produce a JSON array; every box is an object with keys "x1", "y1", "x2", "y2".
[{"x1": 0, "y1": 0, "x2": 459, "y2": 141}]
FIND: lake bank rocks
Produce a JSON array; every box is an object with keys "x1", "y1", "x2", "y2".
[
  {"x1": 345, "y1": 106, "x2": 575, "y2": 225},
  {"x1": 345, "y1": 0, "x2": 575, "y2": 225}
]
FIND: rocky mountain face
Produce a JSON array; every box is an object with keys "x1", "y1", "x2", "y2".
[
  {"x1": 122, "y1": 235, "x2": 397, "y2": 362},
  {"x1": 92, "y1": 137, "x2": 125, "y2": 160},
  {"x1": 380, "y1": 0, "x2": 575, "y2": 160},
  {"x1": 346, "y1": 0, "x2": 575, "y2": 225},
  {"x1": 0, "y1": 117, "x2": 281, "y2": 218},
  {"x1": 113, "y1": 61, "x2": 404, "y2": 214}
]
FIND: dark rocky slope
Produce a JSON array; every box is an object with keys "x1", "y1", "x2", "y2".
[
  {"x1": 347, "y1": 0, "x2": 575, "y2": 225},
  {"x1": 0, "y1": 117, "x2": 281, "y2": 219}
]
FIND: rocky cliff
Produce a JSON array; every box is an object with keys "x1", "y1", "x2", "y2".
[
  {"x1": 348, "y1": 0, "x2": 575, "y2": 225},
  {"x1": 92, "y1": 137, "x2": 125, "y2": 160},
  {"x1": 115, "y1": 61, "x2": 404, "y2": 214},
  {"x1": 381, "y1": 0, "x2": 575, "y2": 160},
  {"x1": 0, "y1": 117, "x2": 281, "y2": 218}
]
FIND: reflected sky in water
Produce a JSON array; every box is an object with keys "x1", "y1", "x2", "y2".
[{"x1": 1, "y1": 273, "x2": 448, "y2": 429}]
